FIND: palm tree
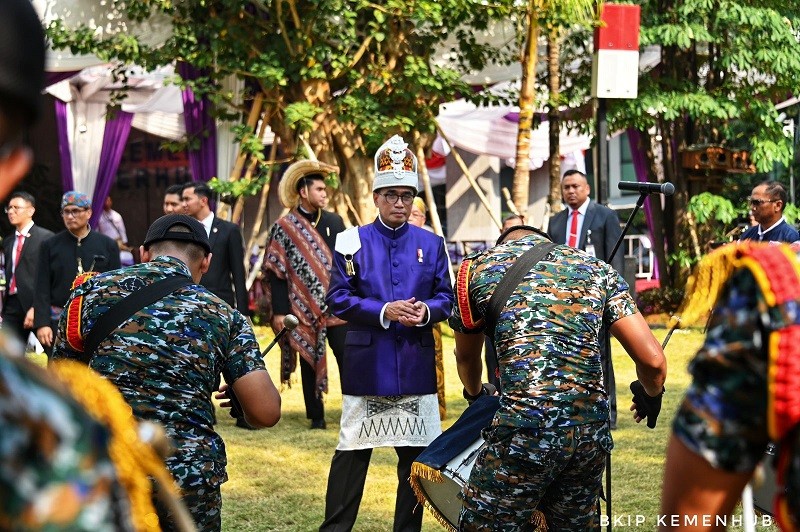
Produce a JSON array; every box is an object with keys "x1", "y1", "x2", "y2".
[{"x1": 512, "y1": 0, "x2": 599, "y2": 215}]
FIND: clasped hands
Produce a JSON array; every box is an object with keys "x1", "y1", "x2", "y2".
[{"x1": 385, "y1": 298, "x2": 427, "y2": 327}]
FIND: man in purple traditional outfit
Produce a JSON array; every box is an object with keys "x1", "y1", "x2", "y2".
[
  {"x1": 320, "y1": 135, "x2": 455, "y2": 532},
  {"x1": 261, "y1": 159, "x2": 347, "y2": 430}
]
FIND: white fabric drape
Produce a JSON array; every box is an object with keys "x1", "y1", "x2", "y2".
[
  {"x1": 130, "y1": 112, "x2": 185, "y2": 141},
  {"x1": 47, "y1": 69, "x2": 190, "y2": 189},
  {"x1": 69, "y1": 79, "x2": 110, "y2": 199},
  {"x1": 216, "y1": 75, "x2": 244, "y2": 181},
  {"x1": 436, "y1": 82, "x2": 591, "y2": 170},
  {"x1": 436, "y1": 99, "x2": 591, "y2": 170}
]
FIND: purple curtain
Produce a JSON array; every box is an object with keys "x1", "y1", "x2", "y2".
[
  {"x1": 46, "y1": 71, "x2": 80, "y2": 87},
  {"x1": 177, "y1": 62, "x2": 217, "y2": 182},
  {"x1": 55, "y1": 99, "x2": 74, "y2": 192},
  {"x1": 627, "y1": 128, "x2": 659, "y2": 280},
  {"x1": 89, "y1": 110, "x2": 134, "y2": 228}
]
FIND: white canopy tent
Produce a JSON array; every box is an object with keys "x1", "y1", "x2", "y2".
[{"x1": 436, "y1": 82, "x2": 592, "y2": 171}]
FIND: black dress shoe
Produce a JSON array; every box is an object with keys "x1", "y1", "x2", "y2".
[{"x1": 310, "y1": 419, "x2": 327, "y2": 430}]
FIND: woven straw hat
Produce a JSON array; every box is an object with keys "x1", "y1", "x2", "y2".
[{"x1": 278, "y1": 160, "x2": 339, "y2": 208}]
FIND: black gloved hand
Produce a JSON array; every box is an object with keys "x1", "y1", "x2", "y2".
[
  {"x1": 629, "y1": 380, "x2": 664, "y2": 429},
  {"x1": 463, "y1": 383, "x2": 498, "y2": 405}
]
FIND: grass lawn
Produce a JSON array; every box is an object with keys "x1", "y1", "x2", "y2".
[
  {"x1": 32, "y1": 323, "x2": 774, "y2": 530},
  {"x1": 215, "y1": 325, "x2": 776, "y2": 531}
]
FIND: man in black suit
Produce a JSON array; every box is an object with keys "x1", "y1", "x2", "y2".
[
  {"x1": 2, "y1": 191, "x2": 54, "y2": 344},
  {"x1": 181, "y1": 182, "x2": 249, "y2": 314},
  {"x1": 548, "y1": 169, "x2": 624, "y2": 428},
  {"x1": 547, "y1": 169, "x2": 624, "y2": 273}
]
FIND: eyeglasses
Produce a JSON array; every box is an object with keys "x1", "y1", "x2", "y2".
[
  {"x1": 4, "y1": 205, "x2": 29, "y2": 213},
  {"x1": 379, "y1": 192, "x2": 416, "y2": 205},
  {"x1": 748, "y1": 198, "x2": 777, "y2": 206},
  {"x1": 61, "y1": 208, "x2": 88, "y2": 217}
]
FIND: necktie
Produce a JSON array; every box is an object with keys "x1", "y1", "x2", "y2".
[
  {"x1": 568, "y1": 210, "x2": 579, "y2": 248},
  {"x1": 8, "y1": 234, "x2": 24, "y2": 294}
]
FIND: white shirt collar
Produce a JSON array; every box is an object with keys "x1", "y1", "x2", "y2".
[
  {"x1": 378, "y1": 215, "x2": 406, "y2": 231},
  {"x1": 758, "y1": 217, "x2": 786, "y2": 239},
  {"x1": 200, "y1": 212, "x2": 214, "y2": 236},
  {"x1": 571, "y1": 198, "x2": 590, "y2": 216},
  {"x1": 16, "y1": 221, "x2": 34, "y2": 238}
]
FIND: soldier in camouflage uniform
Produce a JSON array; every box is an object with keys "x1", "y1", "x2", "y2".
[
  {"x1": 661, "y1": 242, "x2": 800, "y2": 530},
  {"x1": 52, "y1": 214, "x2": 282, "y2": 532},
  {"x1": 450, "y1": 225, "x2": 666, "y2": 530}
]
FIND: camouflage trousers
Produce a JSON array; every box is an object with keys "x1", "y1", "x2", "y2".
[
  {"x1": 157, "y1": 462, "x2": 223, "y2": 532},
  {"x1": 459, "y1": 421, "x2": 611, "y2": 531}
]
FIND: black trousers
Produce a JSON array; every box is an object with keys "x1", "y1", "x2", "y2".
[
  {"x1": 326, "y1": 324, "x2": 347, "y2": 382},
  {"x1": 300, "y1": 325, "x2": 349, "y2": 422},
  {"x1": 1, "y1": 295, "x2": 30, "y2": 346},
  {"x1": 320, "y1": 446, "x2": 424, "y2": 532},
  {"x1": 300, "y1": 356, "x2": 324, "y2": 421}
]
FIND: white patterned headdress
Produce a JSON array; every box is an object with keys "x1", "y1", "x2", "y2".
[{"x1": 372, "y1": 135, "x2": 419, "y2": 192}]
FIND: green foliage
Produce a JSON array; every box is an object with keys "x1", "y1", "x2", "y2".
[
  {"x1": 784, "y1": 203, "x2": 800, "y2": 225},
  {"x1": 687, "y1": 192, "x2": 739, "y2": 225},
  {"x1": 44, "y1": 0, "x2": 527, "y2": 162},
  {"x1": 667, "y1": 247, "x2": 697, "y2": 271},
  {"x1": 284, "y1": 103, "x2": 324, "y2": 135},
  {"x1": 208, "y1": 175, "x2": 269, "y2": 201}
]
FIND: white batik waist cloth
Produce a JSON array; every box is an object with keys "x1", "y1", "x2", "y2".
[{"x1": 337, "y1": 394, "x2": 442, "y2": 450}]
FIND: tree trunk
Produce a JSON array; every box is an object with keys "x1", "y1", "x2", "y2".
[
  {"x1": 512, "y1": 1, "x2": 541, "y2": 217},
  {"x1": 547, "y1": 29, "x2": 562, "y2": 217}
]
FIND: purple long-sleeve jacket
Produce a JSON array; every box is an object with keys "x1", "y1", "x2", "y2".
[{"x1": 326, "y1": 218, "x2": 454, "y2": 396}]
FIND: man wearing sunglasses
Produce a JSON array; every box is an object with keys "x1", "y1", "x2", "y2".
[{"x1": 740, "y1": 181, "x2": 799, "y2": 243}]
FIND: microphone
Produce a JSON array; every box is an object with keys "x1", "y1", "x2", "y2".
[
  {"x1": 618, "y1": 181, "x2": 675, "y2": 196},
  {"x1": 261, "y1": 314, "x2": 300, "y2": 355}
]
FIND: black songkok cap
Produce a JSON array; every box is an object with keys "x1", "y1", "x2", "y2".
[{"x1": 143, "y1": 214, "x2": 211, "y2": 254}]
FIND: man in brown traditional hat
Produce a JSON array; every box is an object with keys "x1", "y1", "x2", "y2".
[{"x1": 261, "y1": 160, "x2": 347, "y2": 429}]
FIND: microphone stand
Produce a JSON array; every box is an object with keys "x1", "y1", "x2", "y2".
[
  {"x1": 603, "y1": 191, "x2": 647, "y2": 532},
  {"x1": 608, "y1": 192, "x2": 648, "y2": 265}
]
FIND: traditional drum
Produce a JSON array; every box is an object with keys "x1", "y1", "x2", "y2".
[{"x1": 410, "y1": 395, "x2": 499, "y2": 530}]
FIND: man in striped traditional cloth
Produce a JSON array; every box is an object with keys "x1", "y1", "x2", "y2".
[{"x1": 261, "y1": 159, "x2": 347, "y2": 430}]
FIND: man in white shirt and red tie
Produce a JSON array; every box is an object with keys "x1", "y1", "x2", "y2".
[
  {"x1": 548, "y1": 169, "x2": 624, "y2": 428},
  {"x1": 2, "y1": 191, "x2": 53, "y2": 345}
]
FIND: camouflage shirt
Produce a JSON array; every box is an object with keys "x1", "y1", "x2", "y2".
[
  {"x1": 0, "y1": 333, "x2": 132, "y2": 530},
  {"x1": 450, "y1": 234, "x2": 636, "y2": 429},
  {"x1": 52, "y1": 256, "x2": 266, "y2": 487}
]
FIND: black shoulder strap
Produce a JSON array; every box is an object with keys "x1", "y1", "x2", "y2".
[
  {"x1": 80, "y1": 275, "x2": 193, "y2": 362},
  {"x1": 485, "y1": 242, "x2": 557, "y2": 339}
]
